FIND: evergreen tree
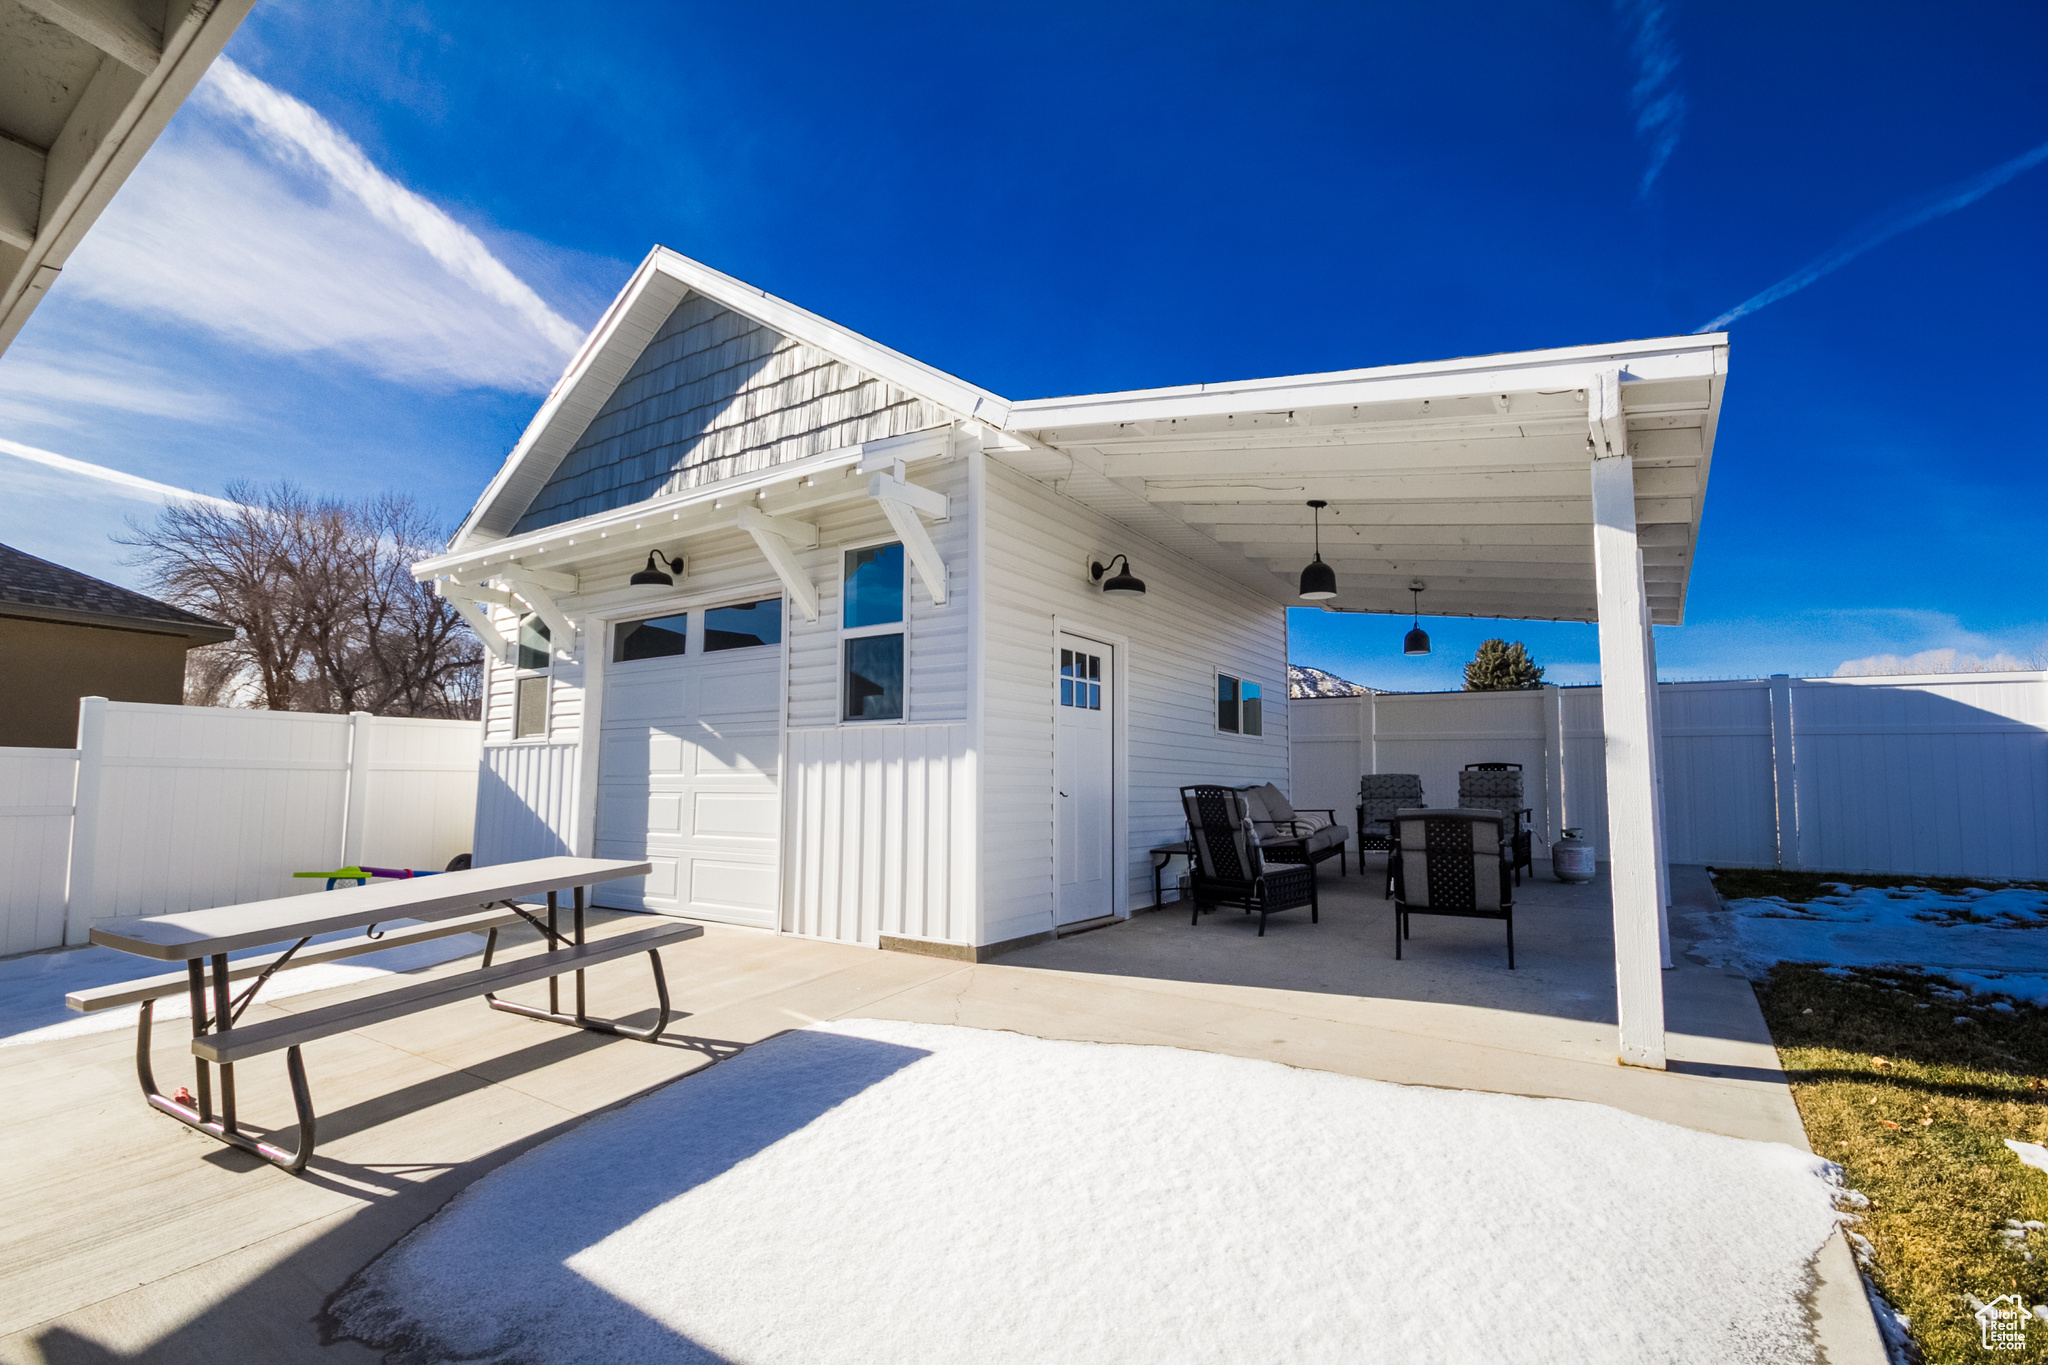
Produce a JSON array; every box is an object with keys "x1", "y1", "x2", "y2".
[{"x1": 1464, "y1": 639, "x2": 1544, "y2": 691}]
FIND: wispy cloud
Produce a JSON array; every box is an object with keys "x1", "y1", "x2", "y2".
[
  {"x1": 1615, "y1": 0, "x2": 1687, "y2": 198},
  {"x1": 0, "y1": 438, "x2": 242, "y2": 511},
  {"x1": 0, "y1": 354, "x2": 228, "y2": 429},
  {"x1": 1835, "y1": 647, "x2": 2039, "y2": 677},
  {"x1": 58, "y1": 58, "x2": 583, "y2": 392},
  {"x1": 1697, "y1": 137, "x2": 2048, "y2": 333}
]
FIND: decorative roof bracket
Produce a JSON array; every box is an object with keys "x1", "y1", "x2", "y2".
[
  {"x1": 737, "y1": 506, "x2": 821, "y2": 621},
  {"x1": 868, "y1": 472, "x2": 948, "y2": 606}
]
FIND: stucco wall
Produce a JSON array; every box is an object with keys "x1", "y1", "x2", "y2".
[{"x1": 0, "y1": 616, "x2": 191, "y2": 747}]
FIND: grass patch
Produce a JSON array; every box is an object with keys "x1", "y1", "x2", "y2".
[
  {"x1": 1756, "y1": 963, "x2": 2048, "y2": 1362},
  {"x1": 1710, "y1": 866, "x2": 2048, "y2": 904}
]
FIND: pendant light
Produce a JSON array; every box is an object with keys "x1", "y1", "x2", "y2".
[
  {"x1": 1298, "y1": 500, "x2": 1337, "y2": 600},
  {"x1": 1403, "y1": 579, "x2": 1431, "y2": 656}
]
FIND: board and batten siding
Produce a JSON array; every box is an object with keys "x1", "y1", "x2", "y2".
[
  {"x1": 977, "y1": 458, "x2": 1289, "y2": 946},
  {"x1": 514, "y1": 293, "x2": 944, "y2": 533}
]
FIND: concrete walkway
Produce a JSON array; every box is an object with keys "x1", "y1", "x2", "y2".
[{"x1": 0, "y1": 864, "x2": 1880, "y2": 1363}]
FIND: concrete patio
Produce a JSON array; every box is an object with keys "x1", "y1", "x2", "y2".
[{"x1": 0, "y1": 863, "x2": 1881, "y2": 1363}]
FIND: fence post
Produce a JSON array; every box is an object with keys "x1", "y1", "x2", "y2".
[
  {"x1": 1542, "y1": 683, "x2": 1565, "y2": 847},
  {"x1": 62, "y1": 696, "x2": 109, "y2": 946},
  {"x1": 1768, "y1": 674, "x2": 1798, "y2": 869},
  {"x1": 341, "y1": 711, "x2": 373, "y2": 869}
]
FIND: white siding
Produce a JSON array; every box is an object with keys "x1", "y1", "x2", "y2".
[
  {"x1": 783, "y1": 723, "x2": 973, "y2": 945},
  {"x1": 979, "y1": 458, "x2": 1289, "y2": 946}
]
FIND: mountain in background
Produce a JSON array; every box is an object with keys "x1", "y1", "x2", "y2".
[{"x1": 1289, "y1": 664, "x2": 1370, "y2": 698}]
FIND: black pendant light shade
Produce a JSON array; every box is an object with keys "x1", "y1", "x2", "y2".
[
  {"x1": 1091, "y1": 554, "x2": 1146, "y2": 596},
  {"x1": 1298, "y1": 499, "x2": 1337, "y2": 600},
  {"x1": 1403, "y1": 579, "x2": 1431, "y2": 656},
  {"x1": 630, "y1": 551, "x2": 685, "y2": 587}
]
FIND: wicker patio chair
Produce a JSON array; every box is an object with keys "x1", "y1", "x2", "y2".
[
  {"x1": 1238, "y1": 782, "x2": 1349, "y2": 877},
  {"x1": 1390, "y1": 807, "x2": 1516, "y2": 967},
  {"x1": 1180, "y1": 785, "x2": 1318, "y2": 937},
  {"x1": 1457, "y1": 764, "x2": 1534, "y2": 886},
  {"x1": 1355, "y1": 773, "x2": 1424, "y2": 855}
]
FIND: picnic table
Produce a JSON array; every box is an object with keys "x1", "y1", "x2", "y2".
[{"x1": 79, "y1": 857, "x2": 697, "y2": 1174}]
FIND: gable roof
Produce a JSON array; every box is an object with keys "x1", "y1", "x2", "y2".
[
  {"x1": 452, "y1": 246, "x2": 1012, "y2": 550},
  {"x1": 0, "y1": 542, "x2": 234, "y2": 643}
]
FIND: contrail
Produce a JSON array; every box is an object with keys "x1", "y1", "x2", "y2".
[
  {"x1": 1615, "y1": 0, "x2": 1687, "y2": 199},
  {"x1": 1697, "y1": 137, "x2": 2048, "y2": 333},
  {"x1": 0, "y1": 438, "x2": 242, "y2": 511}
]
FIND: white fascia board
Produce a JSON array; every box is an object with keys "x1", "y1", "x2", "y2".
[
  {"x1": 646, "y1": 248, "x2": 1013, "y2": 428},
  {"x1": 1008, "y1": 335, "x2": 1728, "y2": 432}
]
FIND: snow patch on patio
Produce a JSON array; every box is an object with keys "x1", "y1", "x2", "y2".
[
  {"x1": 1690, "y1": 884, "x2": 2048, "y2": 1004},
  {"x1": 0, "y1": 926, "x2": 482, "y2": 1047},
  {"x1": 336, "y1": 1019, "x2": 1844, "y2": 1365}
]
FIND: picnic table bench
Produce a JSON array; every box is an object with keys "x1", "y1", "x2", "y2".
[{"x1": 81, "y1": 857, "x2": 697, "y2": 1175}]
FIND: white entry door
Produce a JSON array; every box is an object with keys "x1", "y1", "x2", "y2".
[
  {"x1": 1055, "y1": 633, "x2": 1113, "y2": 925},
  {"x1": 595, "y1": 626, "x2": 782, "y2": 926}
]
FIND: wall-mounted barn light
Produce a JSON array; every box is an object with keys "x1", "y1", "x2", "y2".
[
  {"x1": 630, "y1": 551, "x2": 686, "y2": 588},
  {"x1": 1404, "y1": 579, "x2": 1431, "y2": 656},
  {"x1": 1090, "y1": 555, "x2": 1146, "y2": 596},
  {"x1": 1298, "y1": 499, "x2": 1337, "y2": 600}
]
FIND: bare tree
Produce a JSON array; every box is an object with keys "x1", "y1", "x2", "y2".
[{"x1": 126, "y1": 483, "x2": 481, "y2": 718}]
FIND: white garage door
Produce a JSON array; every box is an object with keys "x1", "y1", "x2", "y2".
[{"x1": 594, "y1": 608, "x2": 782, "y2": 926}]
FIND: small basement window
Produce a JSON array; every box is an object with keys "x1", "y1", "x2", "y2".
[
  {"x1": 842, "y1": 544, "x2": 905, "y2": 722},
  {"x1": 1217, "y1": 673, "x2": 1263, "y2": 737},
  {"x1": 513, "y1": 615, "x2": 551, "y2": 739},
  {"x1": 613, "y1": 613, "x2": 688, "y2": 662},
  {"x1": 705, "y1": 598, "x2": 783, "y2": 651}
]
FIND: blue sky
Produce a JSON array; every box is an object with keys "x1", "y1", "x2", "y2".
[{"x1": 2, "y1": 1, "x2": 2042, "y2": 690}]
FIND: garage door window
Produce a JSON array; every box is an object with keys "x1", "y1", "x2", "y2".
[
  {"x1": 613, "y1": 613, "x2": 688, "y2": 662},
  {"x1": 843, "y1": 543, "x2": 905, "y2": 721},
  {"x1": 705, "y1": 599, "x2": 783, "y2": 651}
]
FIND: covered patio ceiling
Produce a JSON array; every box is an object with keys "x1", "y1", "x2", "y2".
[{"x1": 990, "y1": 335, "x2": 1727, "y2": 625}]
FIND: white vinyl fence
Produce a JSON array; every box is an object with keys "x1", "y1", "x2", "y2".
[
  {"x1": 0, "y1": 698, "x2": 481, "y2": 956},
  {"x1": 1292, "y1": 671, "x2": 2048, "y2": 880}
]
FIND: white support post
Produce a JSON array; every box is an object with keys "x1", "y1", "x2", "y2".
[
  {"x1": 341, "y1": 711, "x2": 372, "y2": 869},
  {"x1": 738, "y1": 507, "x2": 822, "y2": 620},
  {"x1": 1590, "y1": 372, "x2": 1666, "y2": 1070},
  {"x1": 62, "y1": 695, "x2": 108, "y2": 946},
  {"x1": 1769, "y1": 674, "x2": 1799, "y2": 869},
  {"x1": 1642, "y1": 585, "x2": 1672, "y2": 970},
  {"x1": 1541, "y1": 682, "x2": 1565, "y2": 847},
  {"x1": 869, "y1": 472, "x2": 949, "y2": 606}
]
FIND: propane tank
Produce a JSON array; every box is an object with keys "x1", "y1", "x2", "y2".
[{"x1": 1552, "y1": 827, "x2": 1596, "y2": 884}]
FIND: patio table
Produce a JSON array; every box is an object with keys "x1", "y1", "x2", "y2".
[
  {"x1": 1150, "y1": 841, "x2": 1195, "y2": 909},
  {"x1": 87, "y1": 856, "x2": 671, "y2": 1172}
]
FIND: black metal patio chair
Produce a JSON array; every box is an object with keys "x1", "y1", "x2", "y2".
[
  {"x1": 1390, "y1": 807, "x2": 1516, "y2": 967},
  {"x1": 1356, "y1": 773, "x2": 1424, "y2": 856},
  {"x1": 1180, "y1": 785, "x2": 1318, "y2": 937},
  {"x1": 1458, "y1": 764, "x2": 1534, "y2": 886}
]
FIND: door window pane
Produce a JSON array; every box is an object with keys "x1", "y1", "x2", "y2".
[
  {"x1": 704, "y1": 599, "x2": 782, "y2": 651},
  {"x1": 1217, "y1": 674, "x2": 1240, "y2": 733},
  {"x1": 1087, "y1": 652, "x2": 1101, "y2": 710},
  {"x1": 1060, "y1": 649, "x2": 1074, "y2": 707},
  {"x1": 844, "y1": 544, "x2": 905, "y2": 628},
  {"x1": 614, "y1": 614, "x2": 688, "y2": 662},
  {"x1": 1242, "y1": 681, "x2": 1263, "y2": 736},
  {"x1": 517, "y1": 615, "x2": 551, "y2": 670},
  {"x1": 844, "y1": 634, "x2": 905, "y2": 720},
  {"x1": 515, "y1": 676, "x2": 548, "y2": 738}
]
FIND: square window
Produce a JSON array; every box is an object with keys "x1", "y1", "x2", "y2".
[
  {"x1": 1242, "y1": 681, "x2": 1263, "y2": 736},
  {"x1": 517, "y1": 615, "x2": 552, "y2": 670},
  {"x1": 613, "y1": 613, "x2": 688, "y2": 662},
  {"x1": 844, "y1": 634, "x2": 905, "y2": 721},
  {"x1": 844, "y1": 544, "x2": 905, "y2": 628},
  {"x1": 1217, "y1": 674, "x2": 1240, "y2": 733},
  {"x1": 514, "y1": 675, "x2": 548, "y2": 738},
  {"x1": 705, "y1": 599, "x2": 782, "y2": 651}
]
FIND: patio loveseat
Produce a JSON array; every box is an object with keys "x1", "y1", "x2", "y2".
[{"x1": 1237, "y1": 782, "x2": 1350, "y2": 877}]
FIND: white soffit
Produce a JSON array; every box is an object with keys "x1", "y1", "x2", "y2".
[
  {"x1": 998, "y1": 336, "x2": 1728, "y2": 626},
  {"x1": 453, "y1": 245, "x2": 1011, "y2": 550}
]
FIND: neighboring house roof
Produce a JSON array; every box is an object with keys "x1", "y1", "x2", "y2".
[
  {"x1": 0, "y1": 0, "x2": 258, "y2": 355},
  {"x1": 0, "y1": 542, "x2": 235, "y2": 643}
]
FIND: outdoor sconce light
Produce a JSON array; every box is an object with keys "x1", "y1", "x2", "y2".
[
  {"x1": 629, "y1": 551, "x2": 686, "y2": 588},
  {"x1": 1090, "y1": 554, "x2": 1147, "y2": 596},
  {"x1": 1403, "y1": 579, "x2": 1431, "y2": 656},
  {"x1": 1298, "y1": 499, "x2": 1337, "y2": 600}
]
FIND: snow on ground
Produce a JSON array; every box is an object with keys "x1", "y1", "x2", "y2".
[
  {"x1": 337, "y1": 1019, "x2": 1844, "y2": 1365},
  {"x1": 0, "y1": 926, "x2": 482, "y2": 1047},
  {"x1": 1690, "y1": 883, "x2": 2048, "y2": 1004}
]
